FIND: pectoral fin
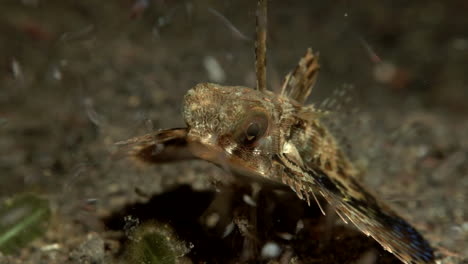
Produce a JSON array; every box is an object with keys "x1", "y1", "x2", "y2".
[
  {"x1": 115, "y1": 128, "x2": 195, "y2": 163},
  {"x1": 274, "y1": 153, "x2": 435, "y2": 264}
]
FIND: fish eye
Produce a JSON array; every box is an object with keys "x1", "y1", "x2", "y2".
[
  {"x1": 237, "y1": 111, "x2": 269, "y2": 145},
  {"x1": 246, "y1": 122, "x2": 261, "y2": 141}
]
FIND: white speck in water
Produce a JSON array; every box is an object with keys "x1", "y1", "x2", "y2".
[
  {"x1": 222, "y1": 221, "x2": 235, "y2": 238},
  {"x1": 52, "y1": 66, "x2": 62, "y2": 80},
  {"x1": 243, "y1": 194, "x2": 257, "y2": 207},
  {"x1": 204, "y1": 56, "x2": 226, "y2": 83},
  {"x1": 261, "y1": 242, "x2": 281, "y2": 259},
  {"x1": 295, "y1": 219, "x2": 304, "y2": 233},
  {"x1": 11, "y1": 58, "x2": 23, "y2": 80}
]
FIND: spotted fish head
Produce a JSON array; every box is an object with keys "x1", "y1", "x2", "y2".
[{"x1": 183, "y1": 82, "x2": 283, "y2": 181}]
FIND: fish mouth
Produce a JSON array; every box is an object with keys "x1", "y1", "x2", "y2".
[{"x1": 186, "y1": 132, "x2": 227, "y2": 166}]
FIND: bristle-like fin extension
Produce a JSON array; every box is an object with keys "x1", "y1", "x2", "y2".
[
  {"x1": 281, "y1": 48, "x2": 320, "y2": 104},
  {"x1": 311, "y1": 188, "x2": 326, "y2": 216},
  {"x1": 255, "y1": 0, "x2": 267, "y2": 92}
]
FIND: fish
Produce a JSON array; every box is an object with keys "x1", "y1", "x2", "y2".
[{"x1": 117, "y1": 1, "x2": 435, "y2": 263}]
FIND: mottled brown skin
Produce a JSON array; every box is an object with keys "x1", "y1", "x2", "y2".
[
  {"x1": 117, "y1": 1, "x2": 435, "y2": 263},
  {"x1": 119, "y1": 79, "x2": 434, "y2": 263}
]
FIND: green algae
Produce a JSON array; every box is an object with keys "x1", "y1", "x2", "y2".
[
  {"x1": 0, "y1": 193, "x2": 51, "y2": 254},
  {"x1": 125, "y1": 221, "x2": 190, "y2": 264}
]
